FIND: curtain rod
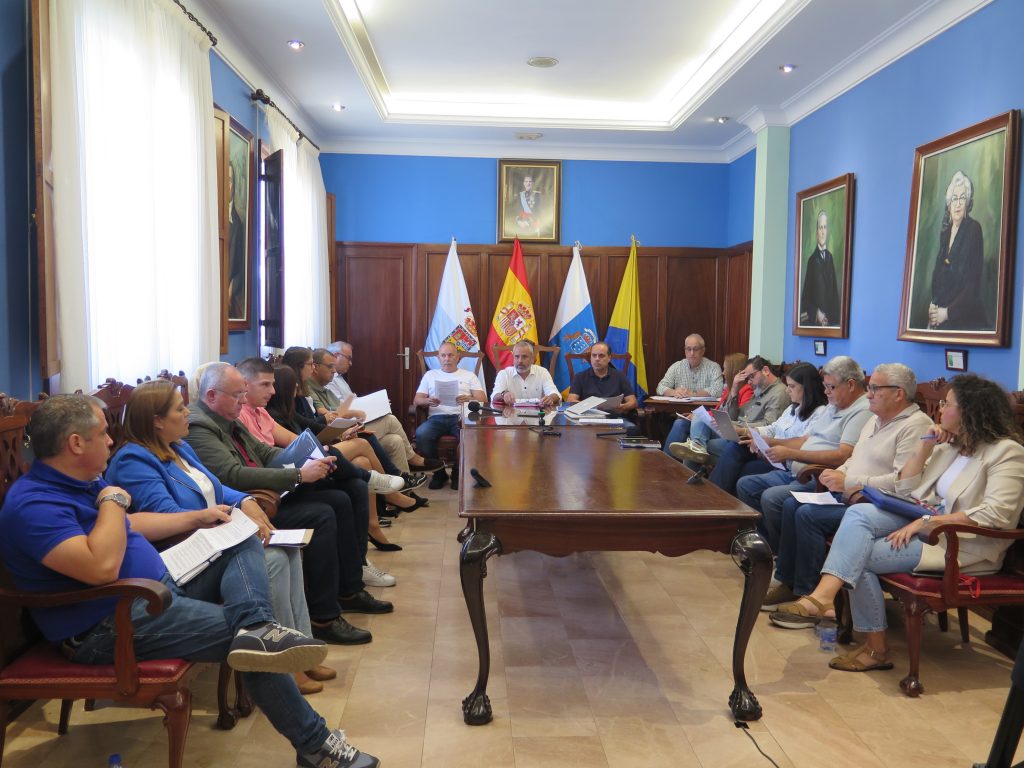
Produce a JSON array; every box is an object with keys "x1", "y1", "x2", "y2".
[
  {"x1": 251, "y1": 89, "x2": 322, "y2": 152},
  {"x1": 172, "y1": 0, "x2": 217, "y2": 46}
]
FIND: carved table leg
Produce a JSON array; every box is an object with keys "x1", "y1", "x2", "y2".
[
  {"x1": 459, "y1": 529, "x2": 502, "y2": 725},
  {"x1": 728, "y1": 529, "x2": 772, "y2": 721}
]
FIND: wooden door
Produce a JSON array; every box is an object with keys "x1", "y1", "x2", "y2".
[{"x1": 334, "y1": 244, "x2": 415, "y2": 421}]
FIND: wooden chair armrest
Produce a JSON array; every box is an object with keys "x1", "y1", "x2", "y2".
[
  {"x1": 922, "y1": 524, "x2": 1024, "y2": 604},
  {"x1": 0, "y1": 577, "x2": 170, "y2": 614},
  {"x1": 796, "y1": 464, "x2": 830, "y2": 484}
]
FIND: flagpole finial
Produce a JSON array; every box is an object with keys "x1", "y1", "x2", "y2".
[{"x1": 574, "y1": 239, "x2": 582, "y2": 250}]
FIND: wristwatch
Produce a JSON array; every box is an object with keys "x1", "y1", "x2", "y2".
[
  {"x1": 97, "y1": 491, "x2": 130, "y2": 510},
  {"x1": 921, "y1": 514, "x2": 932, "y2": 524}
]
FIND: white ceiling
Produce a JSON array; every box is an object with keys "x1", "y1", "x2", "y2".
[{"x1": 192, "y1": 0, "x2": 992, "y2": 161}]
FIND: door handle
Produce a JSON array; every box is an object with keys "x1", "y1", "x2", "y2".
[{"x1": 396, "y1": 346, "x2": 409, "y2": 370}]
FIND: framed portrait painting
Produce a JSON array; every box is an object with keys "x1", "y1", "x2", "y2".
[
  {"x1": 898, "y1": 110, "x2": 1020, "y2": 346},
  {"x1": 498, "y1": 159, "x2": 561, "y2": 243},
  {"x1": 792, "y1": 173, "x2": 854, "y2": 338},
  {"x1": 215, "y1": 107, "x2": 255, "y2": 333}
]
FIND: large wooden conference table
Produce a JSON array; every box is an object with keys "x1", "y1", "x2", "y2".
[{"x1": 455, "y1": 411, "x2": 772, "y2": 726}]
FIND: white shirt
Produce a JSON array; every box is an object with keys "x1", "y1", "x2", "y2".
[
  {"x1": 326, "y1": 374, "x2": 354, "y2": 401},
  {"x1": 182, "y1": 461, "x2": 217, "y2": 507},
  {"x1": 491, "y1": 365, "x2": 559, "y2": 402},
  {"x1": 417, "y1": 368, "x2": 484, "y2": 416}
]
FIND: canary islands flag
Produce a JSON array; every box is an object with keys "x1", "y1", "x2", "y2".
[
  {"x1": 548, "y1": 244, "x2": 598, "y2": 393},
  {"x1": 605, "y1": 236, "x2": 648, "y2": 401},
  {"x1": 425, "y1": 238, "x2": 480, "y2": 371},
  {"x1": 485, "y1": 239, "x2": 538, "y2": 370}
]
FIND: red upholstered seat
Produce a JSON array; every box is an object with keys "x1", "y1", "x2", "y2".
[
  {"x1": 880, "y1": 571, "x2": 1024, "y2": 600},
  {"x1": 0, "y1": 645, "x2": 190, "y2": 683}
]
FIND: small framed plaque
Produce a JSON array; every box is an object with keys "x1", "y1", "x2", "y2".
[
  {"x1": 813, "y1": 339, "x2": 827, "y2": 357},
  {"x1": 945, "y1": 349, "x2": 968, "y2": 371}
]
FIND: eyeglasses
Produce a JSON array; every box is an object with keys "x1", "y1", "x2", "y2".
[
  {"x1": 938, "y1": 399, "x2": 959, "y2": 409},
  {"x1": 823, "y1": 381, "x2": 849, "y2": 392},
  {"x1": 950, "y1": 193, "x2": 968, "y2": 205},
  {"x1": 337, "y1": 353, "x2": 352, "y2": 361},
  {"x1": 684, "y1": 346, "x2": 705, "y2": 353},
  {"x1": 867, "y1": 384, "x2": 901, "y2": 394},
  {"x1": 215, "y1": 389, "x2": 247, "y2": 401}
]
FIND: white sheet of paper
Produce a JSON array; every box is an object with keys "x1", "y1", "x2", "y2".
[
  {"x1": 268, "y1": 529, "x2": 311, "y2": 546},
  {"x1": 567, "y1": 396, "x2": 605, "y2": 415},
  {"x1": 160, "y1": 507, "x2": 258, "y2": 584},
  {"x1": 692, "y1": 406, "x2": 717, "y2": 431},
  {"x1": 435, "y1": 379, "x2": 460, "y2": 407},
  {"x1": 351, "y1": 389, "x2": 391, "y2": 423},
  {"x1": 790, "y1": 491, "x2": 840, "y2": 505},
  {"x1": 749, "y1": 428, "x2": 786, "y2": 470}
]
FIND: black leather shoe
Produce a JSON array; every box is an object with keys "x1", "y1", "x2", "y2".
[
  {"x1": 428, "y1": 470, "x2": 448, "y2": 489},
  {"x1": 339, "y1": 589, "x2": 394, "y2": 614},
  {"x1": 412, "y1": 457, "x2": 445, "y2": 472},
  {"x1": 401, "y1": 472, "x2": 427, "y2": 491},
  {"x1": 311, "y1": 616, "x2": 372, "y2": 645},
  {"x1": 450, "y1": 468, "x2": 459, "y2": 490}
]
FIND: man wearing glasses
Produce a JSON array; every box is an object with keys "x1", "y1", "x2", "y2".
[{"x1": 656, "y1": 334, "x2": 724, "y2": 398}]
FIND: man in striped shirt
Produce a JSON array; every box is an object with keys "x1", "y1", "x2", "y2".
[{"x1": 655, "y1": 334, "x2": 724, "y2": 398}]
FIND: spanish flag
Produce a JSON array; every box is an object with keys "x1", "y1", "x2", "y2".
[
  {"x1": 605, "y1": 236, "x2": 648, "y2": 401},
  {"x1": 485, "y1": 239, "x2": 538, "y2": 369}
]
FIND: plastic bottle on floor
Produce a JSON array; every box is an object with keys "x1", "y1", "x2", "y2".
[{"x1": 108, "y1": 755, "x2": 125, "y2": 768}]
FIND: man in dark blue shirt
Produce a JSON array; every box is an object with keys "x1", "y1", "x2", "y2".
[
  {"x1": 567, "y1": 342, "x2": 640, "y2": 434},
  {"x1": 0, "y1": 394, "x2": 378, "y2": 768}
]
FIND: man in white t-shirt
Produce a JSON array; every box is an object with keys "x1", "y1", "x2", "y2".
[{"x1": 414, "y1": 342, "x2": 486, "y2": 490}]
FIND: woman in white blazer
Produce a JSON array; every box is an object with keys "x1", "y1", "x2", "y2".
[{"x1": 770, "y1": 373, "x2": 1024, "y2": 672}]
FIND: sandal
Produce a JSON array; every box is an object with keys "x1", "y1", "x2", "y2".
[
  {"x1": 828, "y1": 644, "x2": 893, "y2": 672},
  {"x1": 768, "y1": 595, "x2": 836, "y2": 630}
]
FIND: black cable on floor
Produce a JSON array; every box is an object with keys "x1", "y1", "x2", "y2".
[{"x1": 735, "y1": 721, "x2": 781, "y2": 767}]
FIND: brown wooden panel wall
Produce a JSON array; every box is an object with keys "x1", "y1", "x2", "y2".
[{"x1": 332, "y1": 241, "x2": 752, "y2": 413}]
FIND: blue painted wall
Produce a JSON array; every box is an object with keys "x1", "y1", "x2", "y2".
[
  {"x1": 210, "y1": 51, "x2": 262, "y2": 362},
  {"x1": 784, "y1": 0, "x2": 1024, "y2": 388},
  {"x1": 321, "y1": 154, "x2": 749, "y2": 248},
  {"x1": 0, "y1": 0, "x2": 32, "y2": 399}
]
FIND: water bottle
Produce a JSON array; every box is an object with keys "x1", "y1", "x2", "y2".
[
  {"x1": 818, "y1": 620, "x2": 838, "y2": 652},
  {"x1": 108, "y1": 754, "x2": 124, "y2": 768}
]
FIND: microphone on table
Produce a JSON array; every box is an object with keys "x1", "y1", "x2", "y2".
[
  {"x1": 470, "y1": 468, "x2": 492, "y2": 488},
  {"x1": 686, "y1": 464, "x2": 712, "y2": 485},
  {"x1": 467, "y1": 401, "x2": 503, "y2": 415}
]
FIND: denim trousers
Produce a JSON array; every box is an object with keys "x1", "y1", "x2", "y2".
[
  {"x1": 71, "y1": 537, "x2": 329, "y2": 754},
  {"x1": 708, "y1": 440, "x2": 772, "y2": 495},
  {"x1": 735, "y1": 469, "x2": 814, "y2": 552},
  {"x1": 774, "y1": 498, "x2": 847, "y2": 595},
  {"x1": 415, "y1": 414, "x2": 460, "y2": 458},
  {"x1": 264, "y1": 546, "x2": 311, "y2": 636},
  {"x1": 821, "y1": 503, "x2": 923, "y2": 633},
  {"x1": 274, "y1": 493, "x2": 340, "y2": 621}
]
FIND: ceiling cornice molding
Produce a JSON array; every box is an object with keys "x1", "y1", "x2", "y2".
[
  {"x1": 323, "y1": 0, "x2": 811, "y2": 131},
  {"x1": 190, "y1": 0, "x2": 324, "y2": 142},
  {"x1": 780, "y1": 0, "x2": 994, "y2": 126},
  {"x1": 317, "y1": 136, "x2": 740, "y2": 163},
  {"x1": 737, "y1": 107, "x2": 787, "y2": 134}
]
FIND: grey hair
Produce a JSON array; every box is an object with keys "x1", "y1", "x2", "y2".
[
  {"x1": 872, "y1": 363, "x2": 917, "y2": 402},
  {"x1": 817, "y1": 210, "x2": 828, "y2": 225},
  {"x1": 821, "y1": 356, "x2": 865, "y2": 386},
  {"x1": 27, "y1": 394, "x2": 105, "y2": 459},
  {"x1": 189, "y1": 361, "x2": 220, "y2": 403},
  {"x1": 945, "y1": 170, "x2": 974, "y2": 211},
  {"x1": 684, "y1": 333, "x2": 705, "y2": 348},
  {"x1": 198, "y1": 362, "x2": 236, "y2": 402},
  {"x1": 512, "y1": 340, "x2": 536, "y2": 355},
  {"x1": 327, "y1": 340, "x2": 350, "y2": 355}
]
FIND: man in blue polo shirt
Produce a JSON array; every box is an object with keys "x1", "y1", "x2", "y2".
[
  {"x1": 566, "y1": 342, "x2": 639, "y2": 434},
  {"x1": 0, "y1": 394, "x2": 377, "y2": 768}
]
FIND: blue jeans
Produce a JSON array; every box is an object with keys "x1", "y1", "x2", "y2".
[
  {"x1": 663, "y1": 418, "x2": 691, "y2": 457},
  {"x1": 822, "y1": 503, "x2": 923, "y2": 632},
  {"x1": 708, "y1": 440, "x2": 771, "y2": 495},
  {"x1": 71, "y1": 537, "x2": 329, "y2": 754},
  {"x1": 737, "y1": 470, "x2": 816, "y2": 553},
  {"x1": 775, "y1": 498, "x2": 847, "y2": 595},
  {"x1": 415, "y1": 414, "x2": 460, "y2": 458}
]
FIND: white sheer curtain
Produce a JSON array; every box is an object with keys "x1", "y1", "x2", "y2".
[
  {"x1": 49, "y1": 0, "x2": 220, "y2": 392},
  {"x1": 266, "y1": 109, "x2": 330, "y2": 348}
]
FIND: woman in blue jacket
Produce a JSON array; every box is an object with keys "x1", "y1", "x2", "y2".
[{"x1": 106, "y1": 380, "x2": 334, "y2": 694}]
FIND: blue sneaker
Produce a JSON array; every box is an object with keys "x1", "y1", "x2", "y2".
[{"x1": 227, "y1": 622, "x2": 327, "y2": 673}]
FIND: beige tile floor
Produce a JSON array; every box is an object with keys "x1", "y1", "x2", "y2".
[{"x1": 3, "y1": 485, "x2": 1022, "y2": 768}]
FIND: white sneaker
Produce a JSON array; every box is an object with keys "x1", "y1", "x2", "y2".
[
  {"x1": 362, "y1": 560, "x2": 396, "y2": 587},
  {"x1": 669, "y1": 439, "x2": 709, "y2": 463},
  {"x1": 367, "y1": 470, "x2": 404, "y2": 494}
]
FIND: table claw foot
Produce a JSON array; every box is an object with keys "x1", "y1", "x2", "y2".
[
  {"x1": 462, "y1": 690, "x2": 493, "y2": 725},
  {"x1": 729, "y1": 686, "x2": 762, "y2": 721}
]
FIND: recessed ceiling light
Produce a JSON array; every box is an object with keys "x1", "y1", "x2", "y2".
[
  {"x1": 715, "y1": 116, "x2": 730, "y2": 124},
  {"x1": 779, "y1": 64, "x2": 796, "y2": 73},
  {"x1": 332, "y1": 103, "x2": 345, "y2": 112},
  {"x1": 287, "y1": 40, "x2": 305, "y2": 51},
  {"x1": 526, "y1": 56, "x2": 558, "y2": 68},
  {"x1": 516, "y1": 132, "x2": 543, "y2": 141}
]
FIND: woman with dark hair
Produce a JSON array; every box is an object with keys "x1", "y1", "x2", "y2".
[
  {"x1": 770, "y1": 374, "x2": 1024, "y2": 672},
  {"x1": 708, "y1": 362, "x2": 828, "y2": 495},
  {"x1": 268, "y1": 366, "x2": 425, "y2": 550},
  {"x1": 105, "y1": 380, "x2": 335, "y2": 694}
]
